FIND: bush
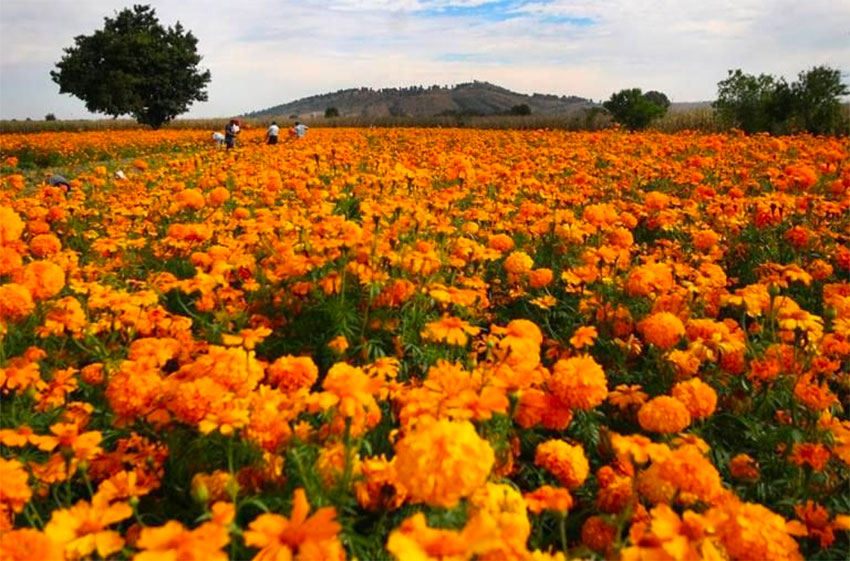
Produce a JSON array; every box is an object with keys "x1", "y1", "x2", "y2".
[
  {"x1": 44, "y1": 113, "x2": 57, "y2": 121},
  {"x1": 603, "y1": 88, "x2": 668, "y2": 130},
  {"x1": 325, "y1": 107, "x2": 340, "y2": 118},
  {"x1": 509, "y1": 104, "x2": 531, "y2": 116}
]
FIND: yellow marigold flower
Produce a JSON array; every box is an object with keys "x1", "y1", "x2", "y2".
[
  {"x1": 671, "y1": 378, "x2": 717, "y2": 419},
  {"x1": 317, "y1": 441, "x2": 362, "y2": 487},
  {"x1": 534, "y1": 440, "x2": 589, "y2": 490},
  {"x1": 394, "y1": 418, "x2": 494, "y2": 507},
  {"x1": 548, "y1": 354, "x2": 608, "y2": 410},
  {"x1": 638, "y1": 312, "x2": 685, "y2": 349},
  {"x1": 467, "y1": 482, "x2": 531, "y2": 560},
  {"x1": 421, "y1": 315, "x2": 481, "y2": 346},
  {"x1": 638, "y1": 396, "x2": 691, "y2": 434}
]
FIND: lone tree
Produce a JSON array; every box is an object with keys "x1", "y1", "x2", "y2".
[
  {"x1": 325, "y1": 107, "x2": 340, "y2": 118},
  {"x1": 603, "y1": 88, "x2": 669, "y2": 130},
  {"x1": 51, "y1": 5, "x2": 211, "y2": 129}
]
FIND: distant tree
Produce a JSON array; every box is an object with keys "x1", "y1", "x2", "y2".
[
  {"x1": 509, "y1": 104, "x2": 532, "y2": 116},
  {"x1": 713, "y1": 70, "x2": 783, "y2": 133},
  {"x1": 791, "y1": 66, "x2": 849, "y2": 135},
  {"x1": 325, "y1": 107, "x2": 340, "y2": 118},
  {"x1": 603, "y1": 88, "x2": 668, "y2": 130},
  {"x1": 713, "y1": 66, "x2": 848, "y2": 135},
  {"x1": 51, "y1": 5, "x2": 211, "y2": 129},
  {"x1": 45, "y1": 113, "x2": 57, "y2": 121},
  {"x1": 643, "y1": 91, "x2": 670, "y2": 110}
]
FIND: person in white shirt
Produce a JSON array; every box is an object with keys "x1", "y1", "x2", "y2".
[
  {"x1": 266, "y1": 121, "x2": 280, "y2": 145},
  {"x1": 292, "y1": 121, "x2": 309, "y2": 139}
]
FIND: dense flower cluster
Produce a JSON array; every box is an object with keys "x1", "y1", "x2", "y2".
[{"x1": 1, "y1": 127, "x2": 849, "y2": 559}]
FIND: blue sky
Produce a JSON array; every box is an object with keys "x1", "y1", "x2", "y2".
[{"x1": 1, "y1": 0, "x2": 848, "y2": 120}]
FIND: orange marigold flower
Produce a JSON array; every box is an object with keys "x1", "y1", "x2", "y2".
[
  {"x1": 29, "y1": 233, "x2": 62, "y2": 258},
  {"x1": 581, "y1": 515, "x2": 617, "y2": 553},
  {"x1": 548, "y1": 354, "x2": 608, "y2": 410},
  {"x1": 0, "y1": 206, "x2": 25, "y2": 244},
  {"x1": 569, "y1": 325, "x2": 598, "y2": 349},
  {"x1": 504, "y1": 251, "x2": 534, "y2": 275},
  {"x1": 608, "y1": 384, "x2": 649, "y2": 409},
  {"x1": 14, "y1": 260, "x2": 65, "y2": 301},
  {"x1": 528, "y1": 268, "x2": 554, "y2": 288},
  {"x1": 638, "y1": 396, "x2": 691, "y2": 434},
  {"x1": 0, "y1": 458, "x2": 32, "y2": 517},
  {"x1": 266, "y1": 355, "x2": 318, "y2": 393},
  {"x1": 794, "y1": 501, "x2": 837, "y2": 549},
  {"x1": 422, "y1": 315, "x2": 481, "y2": 346},
  {"x1": 523, "y1": 485, "x2": 573, "y2": 513},
  {"x1": 0, "y1": 528, "x2": 64, "y2": 561},
  {"x1": 712, "y1": 501, "x2": 803, "y2": 561},
  {"x1": 789, "y1": 442, "x2": 831, "y2": 472},
  {"x1": 207, "y1": 187, "x2": 231, "y2": 206},
  {"x1": 638, "y1": 312, "x2": 685, "y2": 349},
  {"x1": 45, "y1": 496, "x2": 132, "y2": 560},
  {"x1": 0, "y1": 283, "x2": 34, "y2": 322},
  {"x1": 488, "y1": 233, "x2": 515, "y2": 252},
  {"x1": 134, "y1": 519, "x2": 229, "y2": 561},
  {"x1": 394, "y1": 418, "x2": 494, "y2": 507},
  {"x1": 328, "y1": 335, "x2": 349, "y2": 354},
  {"x1": 534, "y1": 440, "x2": 589, "y2": 490},
  {"x1": 243, "y1": 488, "x2": 345, "y2": 561},
  {"x1": 729, "y1": 453, "x2": 760, "y2": 481},
  {"x1": 671, "y1": 378, "x2": 717, "y2": 419},
  {"x1": 0, "y1": 246, "x2": 23, "y2": 276}
]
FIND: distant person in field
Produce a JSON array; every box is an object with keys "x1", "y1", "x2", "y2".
[
  {"x1": 292, "y1": 121, "x2": 309, "y2": 139},
  {"x1": 224, "y1": 119, "x2": 240, "y2": 149},
  {"x1": 266, "y1": 121, "x2": 280, "y2": 145},
  {"x1": 212, "y1": 131, "x2": 225, "y2": 148}
]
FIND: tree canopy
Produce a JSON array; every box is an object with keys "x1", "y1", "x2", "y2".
[
  {"x1": 51, "y1": 5, "x2": 211, "y2": 129},
  {"x1": 713, "y1": 66, "x2": 848, "y2": 135},
  {"x1": 603, "y1": 88, "x2": 669, "y2": 130}
]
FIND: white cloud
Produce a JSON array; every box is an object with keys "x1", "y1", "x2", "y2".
[{"x1": 1, "y1": 0, "x2": 848, "y2": 119}]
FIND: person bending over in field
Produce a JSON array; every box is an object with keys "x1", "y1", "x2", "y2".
[
  {"x1": 212, "y1": 131, "x2": 226, "y2": 148},
  {"x1": 224, "y1": 119, "x2": 240, "y2": 149},
  {"x1": 292, "y1": 121, "x2": 309, "y2": 139},
  {"x1": 266, "y1": 121, "x2": 280, "y2": 145}
]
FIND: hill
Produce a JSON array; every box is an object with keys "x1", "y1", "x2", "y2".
[{"x1": 244, "y1": 81, "x2": 591, "y2": 119}]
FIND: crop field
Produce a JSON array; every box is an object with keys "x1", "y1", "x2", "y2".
[{"x1": 0, "y1": 127, "x2": 849, "y2": 560}]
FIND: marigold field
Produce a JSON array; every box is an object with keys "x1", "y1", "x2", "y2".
[{"x1": 1, "y1": 127, "x2": 849, "y2": 561}]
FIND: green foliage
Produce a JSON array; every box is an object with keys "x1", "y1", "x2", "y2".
[
  {"x1": 713, "y1": 66, "x2": 849, "y2": 135},
  {"x1": 325, "y1": 107, "x2": 340, "y2": 118},
  {"x1": 509, "y1": 103, "x2": 532, "y2": 116},
  {"x1": 51, "y1": 5, "x2": 211, "y2": 129},
  {"x1": 44, "y1": 113, "x2": 57, "y2": 121},
  {"x1": 602, "y1": 88, "x2": 668, "y2": 130}
]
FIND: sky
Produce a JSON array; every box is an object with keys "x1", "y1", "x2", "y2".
[{"x1": 0, "y1": 0, "x2": 848, "y2": 120}]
